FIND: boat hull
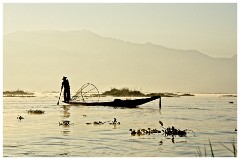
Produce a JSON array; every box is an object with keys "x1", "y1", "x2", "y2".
[{"x1": 63, "y1": 96, "x2": 160, "y2": 108}]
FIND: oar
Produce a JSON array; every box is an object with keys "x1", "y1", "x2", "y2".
[{"x1": 57, "y1": 88, "x2": 63, "y2": 105}]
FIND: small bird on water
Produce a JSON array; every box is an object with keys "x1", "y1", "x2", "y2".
[{"x1": 17, "y1": 115, "x2": 24, "y2": 120}]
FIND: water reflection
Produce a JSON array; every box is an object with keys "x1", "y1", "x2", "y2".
[
  {"x1": 3, "y1": 95, "x2": 237, "y2": 157},
  {"x1": 158, "y1": 108, "x2": 162, "y2": 115},
  {"x1": 61, "y1": 105, "x2": 70, "y2": 118},
  {"x1": 60, "y1": 105, "x2": 71, "y2": 136},
  {"x1": 59, "y1": 148, "x2": 70, "y2": 156},
  {"x1": 112, "y1": 124, "x2": 117, "y2": 129},
  {"x1": 61, "y1": 129, "x2": 70, "y2": 136}
]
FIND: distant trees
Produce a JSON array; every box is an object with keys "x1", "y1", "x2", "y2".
[{"x1": 3, "y1": 89, "x2": 34, "y2": 97}]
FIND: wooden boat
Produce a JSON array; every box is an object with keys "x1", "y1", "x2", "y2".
[{"x1": 63, "y1": 96, "x2": 160, "y2": 108}]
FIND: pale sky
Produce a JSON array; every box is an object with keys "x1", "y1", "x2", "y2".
[{"x1": 3, "y1": 3, "x2": 237, "y2": 58}]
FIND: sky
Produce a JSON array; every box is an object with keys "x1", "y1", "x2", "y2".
[{"x1": 3, "y1": 3, "x2": 237, "y2": 58}]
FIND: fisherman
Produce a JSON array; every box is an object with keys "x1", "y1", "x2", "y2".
[{"x1": 61, "y1": 76, "x2": 71, "y2": 102}]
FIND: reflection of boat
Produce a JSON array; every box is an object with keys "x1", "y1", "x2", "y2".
[{"x1": 63, "y1": 96, "x2": 160, "y2": 108}]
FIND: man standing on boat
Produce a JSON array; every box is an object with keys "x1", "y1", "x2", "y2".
[{"x1": 61, "y1": 76, "x2": 71, "y2": 102}]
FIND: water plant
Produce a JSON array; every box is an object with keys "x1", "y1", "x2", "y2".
[
  {"x1": 86, "y1": 118, "x2": 120, "y2": 126},
  {"x1": 219, "y1": 138, "x2": 237, "y2": 157},
  {"x1": 27, "y1": 109, "x2": 45, "y2": 114},
  {"x1": 196, "y1": 138, "x2": 237, "y2": 157},
  {"x1": 196, "y1": 139, "x2": 215, "y2": 157},
  {"x1": 59, "y1": 120, "x2": 73, "y2": 126}
]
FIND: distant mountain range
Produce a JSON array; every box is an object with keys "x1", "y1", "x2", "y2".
[{"x1": 3, "y1": 30, "x2": 237, "y2": 93}]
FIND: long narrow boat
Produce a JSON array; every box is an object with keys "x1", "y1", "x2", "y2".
[{"x1": 63, "y1": 96, "x2": 160, "y2": 108}]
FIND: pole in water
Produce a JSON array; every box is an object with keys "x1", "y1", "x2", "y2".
[
  {"x1": 159, "y1": 97, "x2": 161, "y2": 109},
  {"x1": 57, "y1": 88, "x2": 63, "y2": 105}
]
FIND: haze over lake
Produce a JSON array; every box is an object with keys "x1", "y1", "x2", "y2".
[
  {"x1": 3, "y1": 3, "x2": 237, "y2": 94},
  {"x1": 2, "y1": 2, "x2": 238, "y2": 158},
  {"x1": 3, "y1": 29, "x2": 236, "y2": 94}
]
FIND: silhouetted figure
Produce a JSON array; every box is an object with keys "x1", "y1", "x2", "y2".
[{"x1": 61, "y1": 76, "x2": 71, "y2": 102}]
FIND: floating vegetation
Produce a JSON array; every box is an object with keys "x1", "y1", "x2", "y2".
[
  {"x1": 86, "y1": 118, "x2": 120, "y2": 126},
  {"x1": 129, "y1": 128, "x2": 161, "y2": 136},
  {"x1": 17, "y1": 115, "x2": 24, "y2": 120},
  {"x1": 163, "y1": 126, "x2": 188, "y2": 137},
  {"x1": 159, "y1": 120, "x2": 194, "y2": 137},
  {"x1": 93, "y1": 121, "x2": 104, "y2": 125},
  {"x1": 27, "y1": 109, "x2": 45, "y2": 114},
  {"x1": 129, "y1": 120, "x2": 194, "y2": 138},
  {"x1": 59, "y1": 120, "x2": 73, "y2": 126},
  {"x1": 221, "y1": 94, "x2": 237, "y2": 97},
  {"x1": 187, "y1": 107, "x2": 206, "y2": 110}
]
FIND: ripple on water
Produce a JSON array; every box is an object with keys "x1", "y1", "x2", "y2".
[{"x1": 3, "y1": 95, "x2": 237, "y2": 157}]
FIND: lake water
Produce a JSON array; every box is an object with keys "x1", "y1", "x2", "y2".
[{"x1": 3, "y1": 93, "x2": 237, "y2": 157}]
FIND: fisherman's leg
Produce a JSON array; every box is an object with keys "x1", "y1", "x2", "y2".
[
  {"x1": 67, "y1": 90, "x2": 71, "y2": 101},
  {"x1": 64, "y1": 90, "x2": 67, "y2": 102}
]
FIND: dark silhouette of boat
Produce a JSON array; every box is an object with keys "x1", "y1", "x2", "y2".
[{"x1": 63, "y1": 96, "x2": 160, "y2": 108}]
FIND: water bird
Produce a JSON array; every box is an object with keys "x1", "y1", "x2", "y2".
[
  {"x1": 110, "y1": 118, "x2": 120, "y2": 125},
  {"x1": 17, "y1": 115, "x2": 24, "y2": 120},
  {"x1": 159, "y1": 140, "x2": 163, "y2": 145},
  {"x1": 93, "y1": 121, "x2": 104, "y2": 125}
]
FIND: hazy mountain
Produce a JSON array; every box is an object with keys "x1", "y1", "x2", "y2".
[{"x1": 3, "y1": 30, "x2": 237, "y2": 93}]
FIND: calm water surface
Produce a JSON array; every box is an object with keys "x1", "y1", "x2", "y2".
[{"x1": 3, "y1": 94, "x2": 237, "y2": 157}]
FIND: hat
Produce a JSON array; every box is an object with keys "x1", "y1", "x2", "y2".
[{"x1": 62, "y1": 76, "x2": 67, "y2": 80}]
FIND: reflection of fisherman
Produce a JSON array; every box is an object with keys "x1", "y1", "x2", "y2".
[{"x1": 61, "y1": 76, "x2": 71, "y2": 102}]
